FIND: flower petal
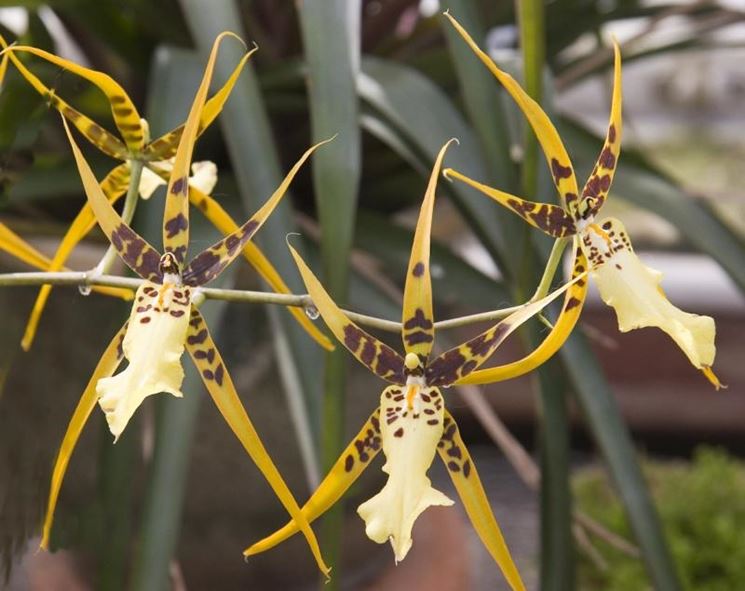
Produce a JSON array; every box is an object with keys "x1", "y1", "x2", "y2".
[
  {"x1": 189, "y1": 161, "x2": 218, "y2": 195},
  {"x1": 40, "y1": 322, "x2": 128, "y2": 550},
  {"x1": 582, "y1": 217, "x2": 717, "y2": 380},
  {"x1": 138, "y1": 165, "x2": 167, "y2": 200},
  {"x1": 357, "y1": 385, "x2": 453, "y2": 562},
  {"x1": 97, "y1": 282, "x2": 192, "y2": 439},
  {"x1": 185, "y1": 308, "x2": 329, "y2": 576},
  {"x1": 243, "y1": 409, "x2": 382, "y2": 557},
  {"x1": 438, "y1": 411, "x2": 526, "y2": 591}
]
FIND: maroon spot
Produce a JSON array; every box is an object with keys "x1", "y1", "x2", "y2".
[
  {"x1": 202, "y1": 369, "x2": 214, "y2": 380},
  {"x1": 360, "y1": 340, "x2": 376, "y2": 366},
  {"x1": 424, "y1": 409, "x2": 435, "y2": 415},
  {"x1": 463, "y1": 460, "x2": 471, "y2": 478},
  {"x1": 165, "y1": 213, "x2": 189, "y2": 239},
  {"x1": 460, "y1": 359, "x2": 478, "y2": 377},
  {"x1": 240, "y1": 220, "x2": 260, "y2": 239},
  {"x1": 427, "y1": 419, "x2": 439, "y2": 425},
  {"x1": 608, "y1": 124, "x2": 617, "y2": 143},
  {"x1": 447, "y1": 461, "x2": 460, "y2": 472},
  {"x1": 447, "y1": 446, "x2": 462, "y2": 459},
  {"x1": 344, "y1": 454, "x2": 354, "y2": 472},
  {"x1": 170, "y1": 309, "x2": 185, "y2": 318},
  {"x1": 187, "y1": 329, "x2": 208, "y2": 345},
  {"x1": 404, "y1": 331, "x2": 435, "y2": 346},
  {"x1": 171, "y1": 176, "x2": 188, "y2": 196},
  {"x1": 420, "y1": 393, "x2": 430, "y2": 402},
  {"x1": 551, "y1": 158, "x2": 572, "y2": 181},
  {"x1": 393, "y1": 427, "x2": 404, "y2": 438},
  {"x1": 214, "y1": 364, "x2": 224, "y2": 386},
  {"x1": 426, "y1": 349, "x2": 466, "y2": 387},
  {"x1": 403, "y1": 308, "x2": 433, "y2": 330},
  {"x1": 139, "y1": 317, "x2": 151, "y2": 324},
  {"x1": 599, "y1": 147, "x2": 616, "y2": 169},
  {"x1": 564, "y1": 297, "x2": 582, "y2": 311},
  {"x1": 412, "y1": 262, "x2": 425, "y2": 277},
  {"x1": 599, "y1": 175, "x2": 611, "y2": 191},
  {"x1": 136, "y1": 305, "x2": 152, "y2": 313}
]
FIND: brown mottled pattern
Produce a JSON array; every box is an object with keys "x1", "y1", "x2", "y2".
[
  {"x1": 341, "y1": 325, "x2": 406, "y2": 384},
  {"x1": 437, "y1": 415, "x2": 471, "y2": 479},
  {"x1": 402, "y1": 307, "x2": 435, "y2": 348},
  {"x1": 343, "y1": 409, "x2": 382, "y2": 473},
  {"x1": 185, "y1": 309, "x2": 226, "y2": 388},
  {"x1": 505, "y1": 198, "x2": 576, "y2": 238},
  {"x1": 109, "y1": 223, "x2": 163, "y2": 282},
  {"x1": 579, "y1": 122, "x2": 620, "y2": 220}
]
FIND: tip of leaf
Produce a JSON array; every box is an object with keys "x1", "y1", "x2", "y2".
[{"x1": 285, "y1": 232, "x2": 302, "y2": 250}]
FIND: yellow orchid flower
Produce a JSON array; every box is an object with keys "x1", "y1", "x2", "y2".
[
  {"x1": 41, "y1": 33, "x2": 332, "y2": 576},
  {"x1": 443, "y1": 12, "x2": 720, "y2": 389},
  {"x1": 245, "y1": 140, "x2": 585, "y2": 591},
  {"x1": 0, "y1": 35, "x2": 332, "y2": 353}
]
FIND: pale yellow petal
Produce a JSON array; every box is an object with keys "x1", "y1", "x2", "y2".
[
  {"x1": 581, "y1": 218, "x2": 716, "y2": 372},
  {"x1": 357, "y1": 384, "x2": 453, "y2": 562},
  {"x1": 96, "y1": 281, "x2": 192, "y2": 439},
  {"x1": 189, "y1": 160, "x2": 218, "y2": 195},
  {"x1": 138, "y1": 165, "x2": 167, "y2": 199}
]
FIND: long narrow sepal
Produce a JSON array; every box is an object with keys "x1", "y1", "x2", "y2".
[
  {"x1": 186, "y1": 184, "x2": 333, "y2": 350},
  {"x1": 144, "y1": 48, "x2": 255, "y2": 161},
  {"x1": 61, "y1": 117, "x2": 163, "y2": 282},
  {"x1": 444, "y1": 168, "x2": 576, "y2": 238},
  {"x1": 443, "y1": 11, "x2": 580, "y2": 213},
  {"x1": 21, "y1": 163, "x2": 132, "y2": 351},
  {"x1": 579, "y1": 41, "x2": 622, "y2": 220},
  {"x1": 185, "y1": 309, "x2": 329, "y2": 575},
  {"x1": 427, "y1": 266, "x2": 586, "y2": 386},
  {"x1": 456, "y1": 241, "x2": 589, "y2": 385},
  {"x1": 40, "y1": 322, "x2": 128, "y2": 550},
  {"x1": 4, "y1": 45, "x2": 144, "y2": 151},
  {"x1": 438, "y1": 412, "x2": 526, "y2": 591},
  {"x1": 0, "y1": 222, "x2": 56, "y2": 270},
  {"x1": 289, "y1": 242, "x2": 406, "y2": 384},
  {"x1": 162, "y1": 32, "x2": 246, "y2": 269},
  {"x1": 401, "y1": 139, "x2": 456, "y2": 360},
  {"x1": 182, "y1": 137, "x2": 332, "y2": 286},
  {"x1": 243, "y1": 409, "x2": 382, "y2": 557}
]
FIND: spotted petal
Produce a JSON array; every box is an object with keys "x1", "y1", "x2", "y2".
[
  {"x1": 97, "y1": 281, "x2": 192, "y2": 439},
  {"x1": 40, "y1": 322, "x2": 128, "y2": 550},
  {"x1": 358, "y1": 384, "x2": 452, "y2": 562},
  {"x1": 438, "y1": 412, "x2": 526, "y2": 591},
  {"x1": 289, "y1": 242, "x2": 406, "y2": 383},
  {"x1": 243, "y1": 409, "x2": 382, "y2": 557},
  {"x1": 185, "y1": 309, "x2": 329, "y2": 575},
  {"x1": 444, "y1": 12, "x2": 580, "y2": 213},
  {"x1": 581, "y1": 217, "x2": 718, "y2": 386}
]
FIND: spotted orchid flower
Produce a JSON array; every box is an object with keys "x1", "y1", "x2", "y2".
[
  {"x1": 0, "y1": 36, "x2": 332, "y2": 354},
  {"x1": 443, "y1": 13, "x2": 720, "y2": 388},
  {"x1": 245, "y1": 141, "x2": 584, "y2": 591},
  {"x1": 40, "y1": 33, "x2": 331, "y2": 575}
]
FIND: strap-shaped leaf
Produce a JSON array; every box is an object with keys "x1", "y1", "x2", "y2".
[
  {"x1": 444, "y1": 168, "x2": 576, "y2": 238},
  {"x1": 0, "y1": 36, "x2": 127, "y2": 159},
  {"x1": 456, "y1": 241, "x2": 589, "y2": 385},
  {"x1": 444, "y1": 12, "x2": 580, "y2": 214},
  {"x1": 41, "y1": 322, "x2": 128, "y2": 550},
  {"x1": 162, "y1": 32, "x2": 245, "y2": 268},
  {"x1": 144, "y1": 48, "x2": 255, "y2": 161},
  {"x1": 289, "y1": 242, "x2": 406, "y2": 384},
  {"x1": 438, "y1": 412, "x2": 526, "y2": 591},
  {"x1": 185, "y1": 309, "x2": 329, "y2": 575},
  {"x1": 6, "y1": 45, "x2": 144, "y2": 152},
  {"x1": 244, "y1": 409, "x2": 382, "y2": 557},
  {"x1": 62, "y1": 117, "x2": 163, "y2": 282},
  {"x1": 579, "y1": 41, "x2": 622, "y2": 220},
  {"x1": 182, "y1": 137, "x2": 331, "y2": 286},
  {"x1": 401, "y1": 139, "x2": 455, "y2": 360},
  {"x1": 427, "y1": 266, "x2": 584, "y2": 386},
  {"x1": 20, "y1": 164, "x2": 132, "y2": 351},
  {"x1": 186, "y1": 184, "x2": 333, "y2": 351}
]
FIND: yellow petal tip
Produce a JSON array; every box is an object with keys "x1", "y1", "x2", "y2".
[{"x1": 702, "y1": 366, "x2": 725, "y2": 391}]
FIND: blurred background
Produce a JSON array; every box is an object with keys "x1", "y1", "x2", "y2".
[{"x1": 0, "y1": 0, "x2": 743, "y2": 590}]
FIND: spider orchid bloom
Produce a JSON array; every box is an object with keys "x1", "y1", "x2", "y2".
[
  {"x1": 246, "y1": 141, "x2": 584, "y2": 591},
  {"x1": 0, "y1": 37, "x2": 331, "y2": 354},
  {"x1": 41, "y1": 33, "x2": 331, "y2": 576},
  {"x1": 443, "y1": 12, "x2": 720, "y2": 388}
]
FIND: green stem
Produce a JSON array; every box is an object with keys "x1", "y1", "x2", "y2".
[{"x1": 531, "y1": 238, "x2": 569, "y2": 301}]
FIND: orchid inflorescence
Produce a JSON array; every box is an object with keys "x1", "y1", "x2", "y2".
[{"x1": 0, "y1": 11, "x2": 720, "y2": 590}]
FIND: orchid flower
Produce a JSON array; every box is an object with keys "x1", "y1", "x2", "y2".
[
  {"x1": 443, "y1": 12, "x2": 720, "y2": 389},
  {"x1": 40, "y1": 33, "x2": 331, "y2": 575},
  {"x1": 245, "y1": 140, "x2": 585, "y2": 591},
  {"x1": 0, "y1": 36, "x2": 332, "y2": 353}
]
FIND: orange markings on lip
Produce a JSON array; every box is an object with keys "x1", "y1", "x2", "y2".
[
  {"x1": 588, "y1": 223, "x2": 612, "y2": 247},
  {"x1": 406, "y1": 384, "x2": 419, "y2": 410},
  {"x1": 157, "y1": 282, "x2": 173, "y2": 307}
]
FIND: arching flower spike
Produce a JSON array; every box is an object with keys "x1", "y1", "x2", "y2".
[
  {"x1": 245, "y1": 140, "x2": 585, "y2": 591},
  {"x1": 0, "y1": 36, "x2": 331, "y2": 353},
  {"x1": 41, "y1": 33, "x2": 331, "y2": 576},
  {"x1": 443, "y1": 12, "x2": 720, "y2": 388}
]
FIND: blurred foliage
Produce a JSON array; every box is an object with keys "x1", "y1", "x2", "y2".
[{"x1": 576, "y1": 447, "x2": 745, "y2": 591}]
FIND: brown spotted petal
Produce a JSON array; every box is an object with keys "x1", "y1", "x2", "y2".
[
  {"x1": 97, "y1": 281, "x2": 192, "y2": 440},
  {"x1": 357, "y1": 384, "x2": 453, "y2": 562}
]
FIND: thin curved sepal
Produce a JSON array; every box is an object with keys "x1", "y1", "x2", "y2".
[
  {"x1": 427, "y1": 265, "x2": 585, "y2": 386},
  {"x1": 0, "y1": 222, "x2": 55, "y2": 270},
  {"x1": 456, "y1": 241, "x2": 589, "y2": 385},
  {"x1": 20, "y1": 163, "x2": 132, "y2": 351},
  {"x1": 182, "y1": 136, "x2": 331, "y2": 286},
  {"x1": 186, "y1": 184, "x2": 333, "y2": 351},
  {"x1": 0, "y1": 52, "x2": 8, "y2": 86},
  {"x1": 289, "y1": 243, "x2": 406, "y2": 384},
  {"x1": 579, "y1": 41, "x2": 622, "y2": 220},
  {"x1": 144, "y1": 49, "x2": 254, "y2": 161},
  {"x1": 162, "y1": 32, "x2": 247, "y2": 268},
  {"x1": 185, "y1": 309, "x2": 329, "y2": 576},
  {"x1": 443, "y1": 12, "x2": 580, "y2": 213},
  {"x1": 0, "y1": 36, "x2": 127, "y2": 159},
  {"x1": 4, "y1": 45, "x2": 144, "y2": 152},
  {"x1": 438, "y1": 412, "x2": 526, "y2": 591},
  {"x1": 40, "y1": 322, "x2": 128, "y2": 550},
  {"x1": 244, "y1": 409, "x2": 382, "y2": 557},
  {"x1": 402, "y1": 139, "x2": 456, "y2": 360},
  {"x1": 62, "y1": 117, "x2": 163, "y2": 282},
  {"x1": 444, "y1": 168, "x2": 576, "y2": 238}
]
